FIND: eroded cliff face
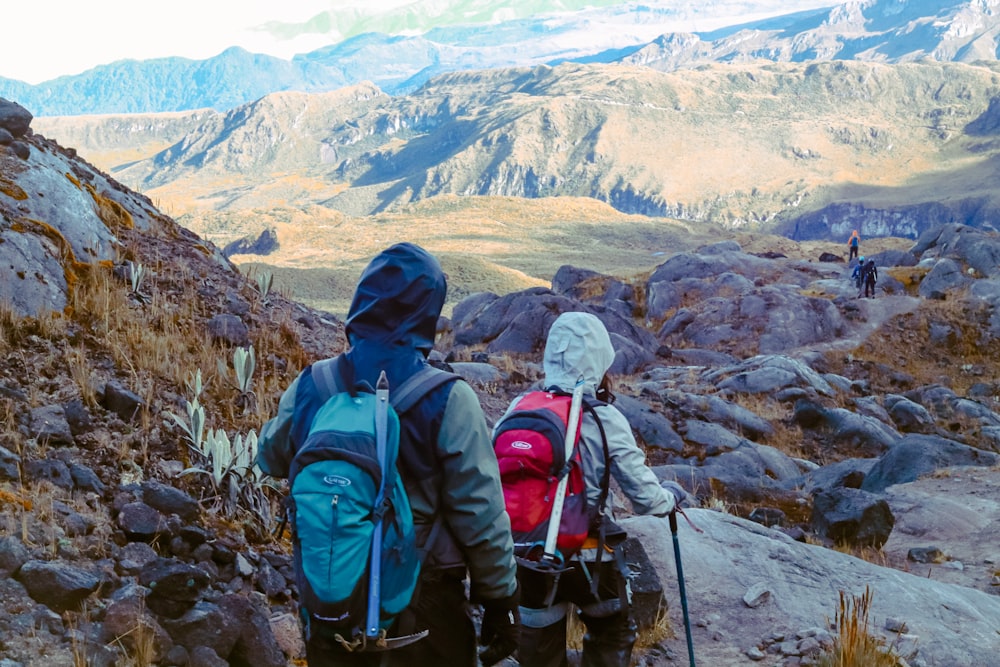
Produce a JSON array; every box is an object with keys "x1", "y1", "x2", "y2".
[{"x1": 777, "y1": 199, "x2": 1000, "y2": 241}]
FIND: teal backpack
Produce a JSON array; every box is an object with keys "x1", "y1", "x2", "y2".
[{"x1": 288, "y1": 357, "x2": 456, "y2": 651}]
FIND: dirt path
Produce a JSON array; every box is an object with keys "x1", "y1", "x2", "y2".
[{"x1": 790, "y1": 293, "x2": 922, "y2": 357}]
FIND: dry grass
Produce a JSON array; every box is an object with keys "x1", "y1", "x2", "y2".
[
  {"x1": 832, "y1": 543, "x2": 892, "y2": 568},
  {"x1": 66, "y1": 344, "x2": 98, "y2": 408},
  {"x1": 885, "y1": 266, "x2": 930, "y2": 296},
  {"x1": 86, "y1": 184, "x2": 134, "y2": 230},
  {"x1": 188, "y1": 195, "x2": 707, "y2": 317},
  {"x1": 843, "y1": 297, "x2": 1000, "y2": 397},
  {"x1": 816, "y1": 587, "x2": 904, "y2": 667}
]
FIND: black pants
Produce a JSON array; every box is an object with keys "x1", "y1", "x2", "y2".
[
  {"x1": 849, "y1": 245, "x2": 859, "y2": 261},
  {"x1": 517, "y1": 552, "x2": 637, "y2": 667},
  {"x1": 304, "y1": 568, "x2": 476, "y2": 667},
  {"x1": 865, "y1": 276, "x2": 876, "y2": 298}
]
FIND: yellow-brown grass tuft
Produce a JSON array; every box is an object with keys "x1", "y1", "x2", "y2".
[
  {"x1": 87, "y1": 184, "x2": 135, "y2": 230},
  {"x1": 0, "y1": 177, "x2": 27, "y2": 200},
  {"x1": 816, "y1": 586, "x2": 904, "y2": 667}
]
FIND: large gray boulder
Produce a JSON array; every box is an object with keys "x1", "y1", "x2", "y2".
[
  {"x1": 706, "y1": 355, "x2": 835, "y2": 397},
  {"x1": 551, "y1": 265, "x2": 638, "y2": 318},
  {"x1": 451, "y1": 287, "x2": 657, "y2": 373},
  {"x1": 658, "y1": 285, "x2": 845, "y2": 355},
  {"x1": 918, "y1": 258, "x2": 972, "y2": 298},
  {"x1": 664, "y1": 390, "x2": 774, "y2": 441},
  {"x1": 624, "y1": 510, "x2": 1000, "y2": 667},
  {"x1": 15, "y1": 560, "x2": 101, "y2": 613},
  {"x1": 787, "y1": 457, "x2": 875, "y2": 495},
  {"x1": 0, "y1": 98, "x2": 32, "y2": 137},
  {"x1": 884, "y1": 394, "x2": 936, "y2": 433},
  {"x1": 912, "y1": 223, "x2": 1000, "y2": 279},
  {"x1": 0, "y1": 122, "x2": 174, "y2": 317},
  {"x1": 861, "y1": 434, "x2": 1000, "y2": 493},
  {"x1": 810, "y1": 487, "x2": 895, "y2": 549},
  {"x1": 793, "y1": 400, "x2": 902, "y2": 457},
  {"x1": 613, "y1": 395, "x2": 684, "y2": 452},
  {"x1": 880, "y1": 469, "x2": 1000, "y2": 595}
]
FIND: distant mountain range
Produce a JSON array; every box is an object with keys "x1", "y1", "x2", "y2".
[{"x1": 7, "y1": 0, "x2": 1000, "y2": 117}]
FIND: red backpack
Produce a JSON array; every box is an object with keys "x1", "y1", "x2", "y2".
[{"x1": 492, "y1": 390, "x2": 610, "y2": 564}]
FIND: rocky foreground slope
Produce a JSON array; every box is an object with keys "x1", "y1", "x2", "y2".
[{"x1": 3, "y1": 99, "x2": 1000, "y2": 666}]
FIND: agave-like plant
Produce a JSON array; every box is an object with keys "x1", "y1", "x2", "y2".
[
  {"x1": 233, "y1": 345, "x2": 255, "y2": 394},
  {"x1": 127, "y1": 261, "x2": 150, "y2": 303},
  {"x1": 182, "y1": 427, "x2": 270, "y2": 524},
  {"x1": 184, "y1": 368, "x2": 204, "y2": 401},
  {"x1": 255, "y1": 270, "x2": 273, "y2": 302},
  {"x1": 218, "y1": 345, "x2": 255, "y2": 393},
  {"x1": 230, "y1": 346, "x2": 257, "y2": 415},
  {"x1": 165, "y1": 396, "x2": 206, "y2": 458}
]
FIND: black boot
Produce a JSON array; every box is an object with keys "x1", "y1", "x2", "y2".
[
  {"x1": 579, "y1": 611, "x2": 637, "y2": 667},
  {"x1": 518, "y1": 606, "x2": 570, "y2": 667}
]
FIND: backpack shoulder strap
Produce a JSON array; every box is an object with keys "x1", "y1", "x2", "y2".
[
  {"x1": 310, "y1": 357, "x2": 342, "y2": 398},
  {"x1": 391, "y1": 365, "x2": 461, "y2": 415},
  {"x1": 582, "y1": 396, "x2": 618, "y2": 599},
  {"x1": 582, "y1": 397, "x2": 612, "y2": 500}
]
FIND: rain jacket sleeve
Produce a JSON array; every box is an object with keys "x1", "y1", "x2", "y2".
[
  {"x1": 588, "y1": 403, "x2": 675, "y2": 517},
  {"x1": 255, "y1": 374, "x2": 301, "y2": 479},
  {"x1": 437, "y1": 380, "x2": 518, "y2": 601}
]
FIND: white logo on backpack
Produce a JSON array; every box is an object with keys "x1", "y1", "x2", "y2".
[{"x1": 323, "y1": 475, "x2": 352, "y2": 486}]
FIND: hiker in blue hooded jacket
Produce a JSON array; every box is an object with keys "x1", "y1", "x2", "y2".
[
  {"x1": 257, "y1": 243, "x2": 520, "y2": 667},
  {"x1": 497, "y1": 311, "x2": 685, "y2": 667},
  {"x1": 851, "y1": 255, "x2": 866, "y2": 296}
]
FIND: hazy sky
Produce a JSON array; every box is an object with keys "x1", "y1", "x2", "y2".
[
  {"x1": 2, "y1": 0, "x2": 335, "y2": 83},
  {"x1": 1, "y1": 1, "x2": 835, "y2": 84}
]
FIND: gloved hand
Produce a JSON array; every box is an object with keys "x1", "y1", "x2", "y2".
[
  {"x1": 479, "y1": 589, "x2": 521, "y2": 667},
  {"x1": 659, "y1": 480, "x2": 691, "y2": 511}
]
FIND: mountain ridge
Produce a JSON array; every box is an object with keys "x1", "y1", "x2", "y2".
[
  {"x1": 35, "y1": 59, "x2": 1000, "y2": 243},
  {"x1": 8, "y1": 1, "x2": 1000, "y2": 116}
]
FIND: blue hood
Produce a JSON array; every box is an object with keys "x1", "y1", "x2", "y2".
[{"x1": 343, "y1": 243, "x2": 446, "y2": 385}]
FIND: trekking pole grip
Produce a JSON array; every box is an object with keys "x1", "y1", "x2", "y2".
[{"x1": 669, "y1": 510, "x2": 679, "y2": 534}]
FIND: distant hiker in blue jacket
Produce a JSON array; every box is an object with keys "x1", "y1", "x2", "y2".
[
  {"x1": 848, "y1": 229, "x2": 860, "y2": 261},
  {"x1": 258, "y1": 242, "x2": 520, "y2": 667},
  {"x1": 851, "y1": 255, "x2": 865, "y2": 295}
]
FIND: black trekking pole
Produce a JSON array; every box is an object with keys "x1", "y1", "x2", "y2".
[{"x1": 669, "y1": 510, "x2": 696, "y2": 667}]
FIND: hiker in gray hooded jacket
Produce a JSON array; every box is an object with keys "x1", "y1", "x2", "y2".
[
  {"x1": 497, "y1": 311, "x2": 684, "y2": 667},
  {"x1": 258, "y1": 242, "x2": 520, "y2": 667}
]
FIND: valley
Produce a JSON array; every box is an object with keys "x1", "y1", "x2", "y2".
[{"x1": 33, "y1": 59, "x2": 1000, "y2": 314}]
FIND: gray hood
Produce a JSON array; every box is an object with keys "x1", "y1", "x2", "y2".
[{"x1": 543, "y1": 312, "x2": 615, "y2": 392}]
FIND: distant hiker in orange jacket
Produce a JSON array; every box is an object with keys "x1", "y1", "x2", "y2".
[{"x1": 848, "y1": 230, "x2": 860, "y2": 261}]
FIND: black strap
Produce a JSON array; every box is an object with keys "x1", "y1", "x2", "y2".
[
  {"x1": 612, "y1": 542, "x2": 631, "y2": 620},
  {"x1": 585, "y1": 399, "x2": 613, "y2": 599},
  {"x1": 392, "y1": 366, "x2": 460, "y2": 414}
]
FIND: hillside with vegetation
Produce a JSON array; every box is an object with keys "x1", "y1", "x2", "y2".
[{"x1": 5, "y1": 96, "x2": 1000, "y2": 666}]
